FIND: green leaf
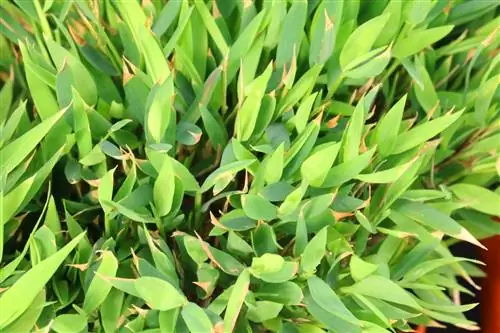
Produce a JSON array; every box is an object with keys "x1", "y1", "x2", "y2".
[
  {"x1": 0, "y1": 232, "x2": 86, "y2": 329},
  {"x1": 247, "y1": 301, "x2": 283, "y2": 323},
  {"x1": 342, "y1": 99, "x2": 365, "y2": 162},
  {"x1": 227, "y1": 231, "x2": 254, "y2": 257},
  {"x1": 79, "y1": 144, "x2": 106, "y2": 166},
  {"x1": 235, "y1": 63, "x2": 273, "y2": 141},
  {"x1": 100, "y1": 141, "x2": 123, "y2": 160},
  {"x1": 373, "y1": 95, "x2": 406, "y2": 156},
  {"x1": 309, "y1": 1, "x2": 343, "y2": 65},
  {"x1": 2, "y1": 290, "x2": 45, "y2": 333},
  {"x1": 1, "y1": 175, "x2": 35, "y2": 227},
  {"x1": 193, "y1": 0, "x2": 229, "y2": 55},
  {"x1": 83, "y1": 251, "x2": 118, "y2": 314},
  {"x1": 251, "y1": 253, "x2": 285, "y2": 275},
  {"x1": 450, "y1": 183, "x2": 500, "y2": 216},
  {"x1": 100, "y1": 288, "x2": 124, "y2": 333},
  {"x1": 300, "y1": 227, "x2": 327, "y2": 273},
  {"x1": 301, "y1": 142, "x2": 340, "y2": 187},
  {"x1": 308, "y1": 276, "x2": 360, "y2": 325},
  {"x1": 474, "y1": 74, "x2": 499, "y2": 125},
  {"x1": 356, "y1": 159, "x2": 418, "y2": 184},
  {"x1": 152, "y1": 0, "x2": 182, "y2": 36},
  {"x1": 0, "y1": 72, "x2": 14, "y2": 124},
  {"x1": 413, "y1": 57, "x2": 440, "y2": 114},
  {"x1": 375, "y1": 0, "x2": 402, "y2": 46},
  {"x1": 176, "y1": 121, "x2": 202, "y2": 146},
  {"x1": 343, "y1": 275, "x2": 422, "y2": 310},
  {"x1": 403, "y1": 257, "x2": 479, "y2": 282},
  {"x1": 293, "y1": 214, "x2": 308, "y2": 256},
  {"x1": 98, "y1": 168, "x2": 115, "y2": 214},
  {"x1": 339, "y1": 13, "x2": 390, "y2": 71},
  {"x1": 218, "y1": 209, "x2": 257, "y2": 231},
  {"x1": 104, "y1": 200, "x2": 155, "y2": 223},
  {"x1": 224, "y1": 269, "x2": 250, "y2": 333},
  {"x1": 393, "y1": 110, "x2": 463, "y2": 154},
  {"x1": 159, "y1": 308, "x2": 180, "y2": 333},
  {"x1": 209, "y1": 245, "x2": 245, "y2": 276},
  {"x1": 292, "y1": 93, "x2": 317, "y2": 134},
  {"x1": 256, "y1": 281, "x2": 303, "y2": 305},
  {"x1": 392, "y1": 201, "x2": 485, "y2": 249},
  {"x1": 405, "y1": 0, "x2": 435, "y2": 25},
  {"x1": 322, "y1": 148, "x2": 376, "y2": 188},
  {"x1": 393, "y1": 26, "x2": 454, "y2": 59},
  {"x1": 113, "y1": 0, "x2": 170, "y2": 82},
  {"x1": 0, "y1": 101, "x2": 26, "y2": 148},
  {"x1": 277, "y1": 65, "x2": 322, "y2": 116},
  {"x1": 71, "y1": 88, "x2": 93, "y2": 159},
  {"x1": 200, "y1": 105, "x2": 228, "y2": 148},
  {"x1": 45, "y1": 38, "x2": 97, "y2": 105},
  {"x1": 201, "y1": 159, "x2": 255, "y2": 194},
  {"x1": 0, "y1": 108, "x2": 66, "y2": 178},
  {"x1": 227, "y1": 10, "x2": 267, "y2": 82},
  {"x1": 276, "y1": 0, "x2": 307, "y2": 68},
  {"x1": 181, "y1": 302, "x2": 213, "y2": 333},
  {"x1": 241, "y1": 194, "x2": 277, "y2": 221},
  {"x1": 344, "y1": 46, "x2": 392, "y2": 79},
  {"x1": 279, "y1": 181, "x2": 308, "y2": 217},
  {"x1": 171, "y1": 158, "x2": 200, "y2": 192},
  {"x1": 250, "y1": 261, "x2": 298, "y2": 283},
  {"x1": 154, "y1": 156, "x2": 175, "y2": 216},
  {"x1": 263, "y1": 143, "x2": 284, "y2": 184},
  {"x1": 135, "y1": 276, "x2": 187, "y2": 310},
  {"x1": 51, "y1": 314, "x2": 87, "y2": 333},
  {"x1": 350, "y1": 255, "x2": 378, "y2": 281},
  {"x1": 145, "y1": 75, "x2": 174, "y2": 143}
]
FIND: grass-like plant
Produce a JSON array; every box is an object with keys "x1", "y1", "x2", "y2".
[{"x1": 0, "y1": 0, "x2": 499, "y2": 332}]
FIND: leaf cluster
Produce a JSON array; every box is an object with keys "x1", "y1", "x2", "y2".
[{"x1": 0, "y1": 0, "x2": 499, "y2": 332}]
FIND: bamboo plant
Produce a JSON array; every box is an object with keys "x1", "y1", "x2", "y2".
[{"x1": 0, "y1": 0, "x2": 499, "y2": 332}]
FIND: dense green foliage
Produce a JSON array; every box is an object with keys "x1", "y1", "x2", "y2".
[{"x1": 1, "y1": 0, "x2": 499, "y2": 332}]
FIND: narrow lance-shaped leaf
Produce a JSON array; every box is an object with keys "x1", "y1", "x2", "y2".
[
  {"x1": 301, "y1": 142, "x2": 340, "y2": 187},
  {"x1": 373, "y1": 94, "x2": 406, "y2": 156},
  {"x1": 301, "y1": 227, "x2": 328, "y2": 273},
  {"x1": 342, "y1": 98, "x2": 365, "y2": 162},
  {"x1": 342, "y1": 275, "x2": 422, "y2": 310},
  {"x1": 1, "y1": 290, "x2": 46, "y2": 333},
  {"x1": 134, "y1": 276, "x2": 187, "y2": 310},
  {"x1": 0, "y1": 108, "x2": 67, "y2": 178},
  {"x1": 145, "y1": 75, "x2": 174, "y2": 144},
  {"x1": 339, "y1": 13, "x2": 390, "y2": 71},
  {"x1": 0, "y1": 232, "x2": 86, "y2": 329},
  {"x1": 181, "y1": 302, "x2": 213, "y2": 333},
  {"x1": 450, "y1": 183, "x2": 500, "y2": 216},
  {"x1": 0, "y1": 71, "x2": 14, "y2": 124},
  {"x1": 393, "y1": 200, "x2": 485, "y2": 249},
  {"x1": 393, "y1": 25, "x2": 454, "y2": 59},
  {"x1": 276, "y1": 0, "x2": 307, "y2": 68},
  {"x1": 307, "y1": 276, "x2": 360, "y2": 325},
  {"x1": 393, "y1": 110, "x2": 463, "y2": 154},
  {"x1": 193, "y1": 0, "x2": 229, "y2": 55},
  {"x1": 235, "y1": 63, "x2": 273, "y2": 141},
  {"x1": 83, "y1": 251, "x2": 119, "y2": 314},
  {"x1": 154, "y1": 156, "x2": 176, "y2": 217}
]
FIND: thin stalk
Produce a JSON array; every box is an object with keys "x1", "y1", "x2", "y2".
[
  {"x1": 193, "y1": 191, "x2": 203, "y2": 231},
  {"x1": 34, "y1": 0, "x2": 53, "y2": 40},
  {"x1": 325, "y1": 74, "x2": 344, "y2": 100},
  {"x1": 379, "y1": 60, "x2": 400, "y2": 85}
]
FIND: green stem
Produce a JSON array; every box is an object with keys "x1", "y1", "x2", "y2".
[
  {"x1": 325, "y1": 74, "x2": 344, "y2": 101},
  {"x1": 379, "y1": 60, "x2": 400, "y2": 85},
  {"x1": 34, "y1": 0, "x2": 53, "y2": 40},
  {"x1": 193, "y1": 191, "x2": 203, "y2": 231}
]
